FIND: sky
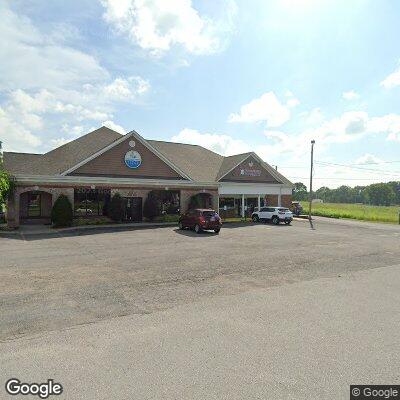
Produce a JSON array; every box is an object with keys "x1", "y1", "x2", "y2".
[{"x1": 1, "y1": 0, "x2": 400, "y2": 188}]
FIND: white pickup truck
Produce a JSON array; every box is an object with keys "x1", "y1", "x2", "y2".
[{"x1": 251, "y1": 207, "x2": 293, "y2": 225}]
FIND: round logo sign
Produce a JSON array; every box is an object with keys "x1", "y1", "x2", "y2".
[{"x1": 125, "y1": 150, "x2": 142, "y2": 169}]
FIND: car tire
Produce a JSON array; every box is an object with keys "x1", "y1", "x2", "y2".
[
  {"x1": 214, "y1": 228, "x2": 220, "y2": 234},
  {"x1": 252, "y1": 215, "x2": 259, "y2": 222},
  {"x1": 194, "y1": 224, "x2": 202, "y2": 234},
  {"x1": 272, "y1": 216, "x2": 280, "y2": 225},
  {"x1": 178, "y1": 222, "x2": 184, "y2": 230}
]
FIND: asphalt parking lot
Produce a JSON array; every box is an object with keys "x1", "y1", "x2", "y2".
[
  {"x1": 1, "y1": 218, "x2": 400, "y2": 399},
  {"x1": 1, "y1": 218, "x2": 399, "y2": 341}
]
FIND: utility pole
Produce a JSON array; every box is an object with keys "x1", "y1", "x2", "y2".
[{"x1": 308, "y1": 140, "x2": 315, "y2": 221}]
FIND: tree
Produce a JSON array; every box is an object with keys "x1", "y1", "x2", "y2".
[
  {"x1": 0, "y1": 170, "x2": 15, "y2": 206},
  {"x1": 143, "y1": 194, "x2": 159, "y2": 221},
  {"x1": 292, "y1": 182, "x2": 308, "y2": 201},
  {"x1": 387, "y1": 181, "x2": 400, "y2": 205},
  {"x1": 365, "y1": 183, "x2": 395, "y2": 206},
  {"x1": 315, "y1": 186, "x2": 331, "y2": 202},
  {"x1": 109, "y1": 193, "x2": 125, "y2": 222},
  {"x1": 51, "y1": 195, "x2": 73, "y2": 227},
  {"x1": 330, "y1": 185, "x2": 355, "y2": 203}
]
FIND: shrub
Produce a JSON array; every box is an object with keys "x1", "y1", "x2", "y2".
[
  {"x1": 188, "y1": 194, "x2": 202, "y2": 209},
  {"x1": 143, "y1": 194, "x2": 159, "y2": 221},
  {"x1": 0, "y1": 170, "x2": 15, "y2": 205},
  {"x1": 51, "y1": 194, "x2": 73, "y2": 227},
  {"x1": 73, "y1": 217, "x2": 112, "y2": 226},
  {"x1": 109, "y1": 193, "x2": 124, "y2": 222},
  {"x1": 153, "y1": 214, "x2": 180, "y2": 223}
]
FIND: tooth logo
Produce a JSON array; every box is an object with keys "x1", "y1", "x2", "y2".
[{"x1": 125, "y1": 150, "x2": 142, "y2": 169}]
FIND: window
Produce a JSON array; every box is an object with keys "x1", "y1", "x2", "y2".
[
  {"x1": 202, "y1": 211, "x2": 217, "y2": 218},
  {"x1": 74, "y1": 189, "x2": 111, "y2": 217},
  {"x1": 27, "y1": 193, "x2": 41, "y2": 217},
  {"x1": 219, "y1": 198, "x2": 235, "y2": 210},
  {"x1": 148, "y1": 190, "x2": 180, "y2": 215}
]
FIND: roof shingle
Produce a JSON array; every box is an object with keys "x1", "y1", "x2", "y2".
[{"x1": 3, "y1": 127, "x2": 292, "y2": 185}]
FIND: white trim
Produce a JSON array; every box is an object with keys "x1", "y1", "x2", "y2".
[
  {"x1": 13, "y1": 174, "x2": 217, "y2": 188},
  {"x1": 218, "y1": 181, "x2": 293, "y2": 189},
  {"x1": 248, "y1": 152, "x2": 291, "y2": 186},
  {"x1": 217, "y1": 152, "x2": 290, "y2": 185},
  {"x1": 60, "y1": 130, "x2": 192, "y2": 181},
  {"x1": 219, "y1": 182, "x2": 292, "y2": 196},
  {"x1": 217, "y1": 153, "x2": 252, "y2": 181}
]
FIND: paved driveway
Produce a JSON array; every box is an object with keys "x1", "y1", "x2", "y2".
[
  {"x1": 1, "y1": 219, "x2": 399, "y2": 399},
  {"x1": 1, "y1": 218, "x2": 399, "y2": 341}
]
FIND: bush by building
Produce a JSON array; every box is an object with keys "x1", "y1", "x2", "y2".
[
  {"x1": 109, "y1": 193, "x2": 124, "y2": 222},
  {"x1": 0, "y1": 170, "x2": 15, "y2": 206},
  {"x1": 51, "y1": 195, "x2": 73, "y2": 227},
  {"x1": 143, "y1": 194, "x2": 159, "y2": 221}
]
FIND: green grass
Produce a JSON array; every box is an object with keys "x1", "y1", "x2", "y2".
[
  {"x1": 73, "y1": 217, "x2": 113, "y2": 226},
  {"x1": 304, "y1": 202, "x2": 399, "y2": 224},
  {"x1": 222, "y1": 217, "x2": 252, "y2": 223},
  {"x1": 152, "y1": 214, "x2": 180, "y2": 223}
]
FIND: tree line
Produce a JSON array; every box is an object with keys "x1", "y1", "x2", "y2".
[{"x1": 293, "y1": 181, "x2": 400, "y2": 206}]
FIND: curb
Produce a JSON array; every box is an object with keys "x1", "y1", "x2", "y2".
[{"x1": 0, "y1": 222, "x2": 179, "y2": 236}]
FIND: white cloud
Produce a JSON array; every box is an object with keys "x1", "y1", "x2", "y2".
[
  {"x1": 0, "y1": 3, "x2": 150, "y2": 153},
  {"x1": 48, "y1": 120, "x2": 126, "y2": 148},
  {"x1": 355, "y1": 154, "x2": 384, "y2": 165},
  {"x1": 381, "y1": 65, "x2": 400, "y2": 89},
  {"x1": 171, "y1": 128, "x2": 250, "y2": 156},
  {"x1": 228, "y1": 92, "x2": 290, "y2": 127},
  {"x1": 0, "y1": 2, "x2": 150, "y2": 151},
  {"x1": 101, "y1": 0, "x2": 237, "y2": 56},
  {"x1": 0, "y1": 107, "x2": 42, "y2": 152},
  {"x1": 102, "y1": 120, "x2": 127, "y2": 134},
  {"x1": 284, "y1": 90, "x2": 300, "y2": 108},
  {"x1": 262, "y1": 111, "x2": 400, "y2": 160},
  {"x1": 342, "y1": 90, "x2": 360, "y2": 100},
  {"x1": 300, "y1": 107, "x2": 325, "y2": 126},
  {"x1": 0, "y1": 3, "x2": 108, "y2": 91},
  {"x1": 286, "y1": 98, "x2": 300, "y2": 108}
]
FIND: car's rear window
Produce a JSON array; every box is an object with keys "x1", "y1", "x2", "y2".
[
  {"x1": 278, "y1": 208, "x2": 290, "y2": 212},
  {"x1": 202, "y1": 211, "x2": 217, "y2": 217}
]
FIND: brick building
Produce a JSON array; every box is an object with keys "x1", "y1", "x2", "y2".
[{"x1": 3, "y1": 127, "x2": 293, "y2": 227}]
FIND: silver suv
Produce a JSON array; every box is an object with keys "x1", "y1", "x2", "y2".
[{"x1": 251, "y1": 207, "x2": 293, "y2": 225}]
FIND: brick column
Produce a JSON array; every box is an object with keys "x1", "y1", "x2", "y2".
[
  {"x1": 6, "y1": 195, "x2": 19, "y2": 228},
  {"x1": 265, "y1": 194, "x2": 279, "y2": 206}
]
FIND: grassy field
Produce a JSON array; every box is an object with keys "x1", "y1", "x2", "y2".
[{"x1": 304, "y1": 202, "x2": 399, "y2": 224}]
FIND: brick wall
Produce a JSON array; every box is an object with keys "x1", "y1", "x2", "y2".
[
  {"x1": 180, "y1": 189, "x2": 218, "y2": 213},
  {"x1": 264, "y1": 195, "x2": 278, "y2": 206},
  {"x1": 7, "y1": 186, "x2": 74, "y2": 228},
  {"x1": 281, "y1": 195, "x2": 292, "y2": 208}
]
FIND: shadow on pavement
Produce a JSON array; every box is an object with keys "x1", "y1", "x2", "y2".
[{"x1": 1, "y1": 221, "x2": 294, "y2": 242}]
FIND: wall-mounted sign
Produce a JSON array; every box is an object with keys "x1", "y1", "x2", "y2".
[
  {"x1": 125, "y1": 150, "x2": 142, "y2": 169},
  {"x1": 240, "y1": 168, "x2": 261, "y2": 177}
]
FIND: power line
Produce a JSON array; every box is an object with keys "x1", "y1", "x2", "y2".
[
  {"x1": 342, "y1": 160, "x2": 400, "y2": 166},
  {"x1": 287, "y1": 176, "x2": 400, "y2": 181},
  {"x1": 315, "y1": 161, "x2": 400, "y2": 177}
]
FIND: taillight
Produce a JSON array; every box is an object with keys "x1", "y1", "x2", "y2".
[{"x1": 199, "y1": 216, "x2": 206, "y2": 224}]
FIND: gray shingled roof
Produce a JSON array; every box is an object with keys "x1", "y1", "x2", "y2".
[
  {"x1": 148, "y1": 140, "x2": 224, "y2": 182},
  {"x1": 3, "y1": 126, "x2": 292, "y2": 185},
  {"x1": 216, "y1": 152, "x2": 253, "y2": 180},
  {"x1": 3, "y1": 127, "x2": 122, "y2": 175}
]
